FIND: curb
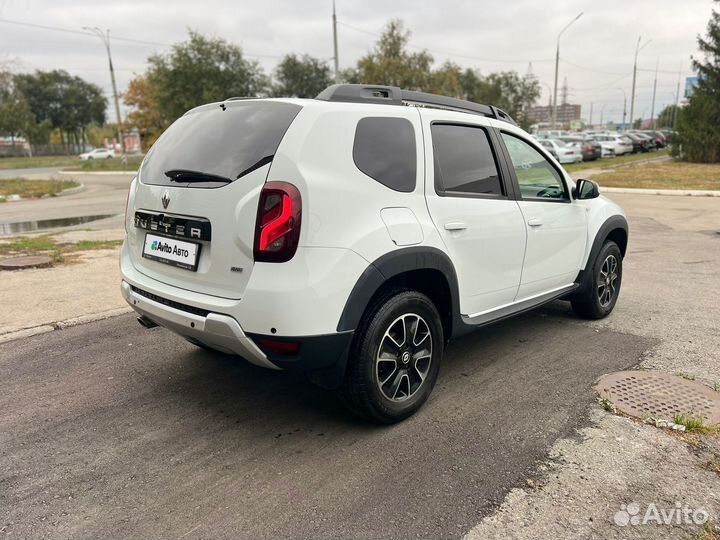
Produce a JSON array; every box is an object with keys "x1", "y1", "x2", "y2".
[
  {"x1": 58, "y1": 170, "x2": 136, "y2": 176},
  {"x1": 600, "y1": 187, "x2": 720, "y2": 197},
  {"x1": 52, "y1": 183, "x2": 86, "y2": 197},
  {"x1": 0, "y1": 306, "x2": 133, "y2": 345}
]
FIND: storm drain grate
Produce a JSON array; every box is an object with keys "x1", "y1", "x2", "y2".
[{"x1": 596, "y1": 371, "x2": 720, "y2": 424}]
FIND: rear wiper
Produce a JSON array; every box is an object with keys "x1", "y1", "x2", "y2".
[{"x1": 164, "y1": 169, "x2": 232, "y2": 183}]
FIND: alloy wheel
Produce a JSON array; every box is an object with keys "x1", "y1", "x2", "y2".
[
  {"x1": 375, "y1": 313, "x2": 432, "y2": 402},
  {"x1": 598, "y1": 254, "x2": 619, "y2": 307}
]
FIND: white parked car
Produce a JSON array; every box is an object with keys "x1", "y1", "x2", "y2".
[
  {"x1": 538, "y1": 138, "x2": 583, "y2": 164},
  {"x1": 595, "y1": 134, "x2": 634, "y2": 156},
  {"x1": 79, "y1": 148, "x2": 115, "y2": 160},
  {"x1": 121, "y1": 84, "x2": 628, "y2": 423}
]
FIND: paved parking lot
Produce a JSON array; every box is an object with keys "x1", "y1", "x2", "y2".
[{"x1": 1, "y1": 191, "x2": 719, "y2": 539}]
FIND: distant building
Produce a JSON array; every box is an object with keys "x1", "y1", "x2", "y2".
[{"x1": 527, "y1": 103, "x2": 582, "y2": 127}]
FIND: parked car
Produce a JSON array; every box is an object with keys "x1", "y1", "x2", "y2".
[
  {"x1": 121, "y1": 84, "x2": 628, "y2": 423},
  {"x1": 79, "y1": 148, "x2": 115, "y2": 160},
  {"x1": 538, "y1": 138, "x2": 583, "y2": 164},
  {"x1": 640, "y1": 130, "x2": 667, "y2": 148},
  {"x1": 626, "y1": 132, "x2": 657, "y2": 153},
  {"x1": 595, "y1": 134, "x2": 634, "y2": 156},
  {"x1": 558, "y1": 136, "x2": 602, "y2": 161}
]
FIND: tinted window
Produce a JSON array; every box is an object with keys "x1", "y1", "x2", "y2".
[
  {"x1": 353, "y1": 117, "x2": 417, "y2": 192},
  {"x1": 431, "y1": 124, "x2": 503, "y2": 196},
  {"x1": 501, "y1": 132, "x2": 568, "y2": 200},
  {"x1": 140, "y1": 101, "x2": 302, "y2": 187}
]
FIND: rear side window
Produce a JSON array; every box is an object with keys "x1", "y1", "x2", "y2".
[
  {"x1": 431, "y1": 124, "x2": 503, "y2": 196},
  {"x1": 140, "y1": 101, "x2": 302, "y2": 187},
  {"x1": 353, "y1": 117, "x2": 417, "y2": 192}
]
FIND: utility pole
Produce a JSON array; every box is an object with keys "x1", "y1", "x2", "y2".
[
  {"x1": 332, "y1": 0, "x2": 340, "y2": 83},
  {"x1": 84, "y1": 26, "x2": 125, "y2": 154},
  {"x1": 589, "y1": 102, "x2": 593, "y2": 126},
  {"x1": 650, "y1": 57, "x2": 658, "y2": 129},
  {"x1": 617, "y1": 88, "x2": 627, "y2": 131},
  {"x1": 552, "y1": 12, "x2": 583, "y2": 129},
  {"x1": 673, "y1": 62, "x2": 682, "y2": 129},
  {"x1": 600, "y1": 103, "x2": 608, "y2": 128},
  {"x1": 629, "y1": 35, "x2": 651, "y2": 133}
]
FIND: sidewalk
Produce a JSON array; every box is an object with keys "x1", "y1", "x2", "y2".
[{"x1": 0, "y1": 229, "x2": 131, "y2": 343}]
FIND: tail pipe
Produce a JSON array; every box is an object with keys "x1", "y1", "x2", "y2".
[{"x1": 137, "y1": 315, "x2": 158, "y2": 329}]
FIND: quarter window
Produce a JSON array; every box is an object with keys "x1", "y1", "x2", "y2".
[
  {"x1": 353, "y1": 117, "x2": 417, "y2": 192},
  {"x1": 501, "y1": 133, "x2": 568, "y2": 200},
  {"x1": 431, "y1": 124, "x2": 503, "y2": 196}
]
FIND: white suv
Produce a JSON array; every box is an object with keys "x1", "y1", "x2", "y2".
[{"x1": 120, "y1": 84, "x2": 628, "y2": 423}]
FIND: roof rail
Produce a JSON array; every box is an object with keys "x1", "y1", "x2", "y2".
[{"x1": 315, "y1": 84, "x2": 516, "y2": 125}]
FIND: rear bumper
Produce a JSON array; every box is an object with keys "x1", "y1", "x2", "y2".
[{"x1": 121, "y1": 280, "x2": 279, "y2": 370}]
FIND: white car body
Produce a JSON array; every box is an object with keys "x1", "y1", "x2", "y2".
[
  {"x1": 79, "y1": 148, "x2": 114, "y2": 160},
  {"x1": 120, "y1": 84, "x2": 628, "y2": 420},
  {"x1": 537, "y1": 139, "x2": 583, "y2": 164},
  {"x1": 595, "y1": 134, "x2": 634, "y2": 156}
]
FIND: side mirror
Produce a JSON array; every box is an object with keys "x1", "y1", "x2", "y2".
[{"x1": 573, "y1": 179, "x2": 600, "y2": 200}]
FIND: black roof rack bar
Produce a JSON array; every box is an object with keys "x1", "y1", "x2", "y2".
[{"x1": 315, "y1": 84, "x2": 516, "y2": 125}]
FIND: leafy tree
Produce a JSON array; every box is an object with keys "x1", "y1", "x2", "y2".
[
  {"x1": 656, "y1": 105, "x2": 680, "y2": 129},
  {"x1": 675, "y1": 1, "x2": 720, "y2": 162},
  {"x1": 13, "y1": 70, "x2": 106, "y2": 151},
  {"x1": 123, "y1": 74, "x2": 167, "y2": 146},
  {"x1": 273, "y1": 54, "x2": 332, "y2": 98},
  {"x1": 142, "y1": 31, "x2": 269, "y2": 122},
  {"x1": 472, "y1": 72, "x2": 540, "y2": 128},
  {"x1": 0, "y1": 72, "x2": 50, "y2": 155},
  {"x1": 348, "y1": 20, "x2": 434, "y2": 90}
]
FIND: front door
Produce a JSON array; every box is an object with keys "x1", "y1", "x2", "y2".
[
  {"x1": 421, "y1": 112, "x2": 527, "y2": 318},
  {"x1": 498, "y1": 131, "x2": 587, "y2": 300}
]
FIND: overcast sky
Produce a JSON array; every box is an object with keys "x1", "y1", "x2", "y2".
[{"x1": 0, "y1": 0, "x2": 713, "y2": 124}]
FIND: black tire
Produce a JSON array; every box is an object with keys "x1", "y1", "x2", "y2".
[
  {"x1": 572, "y1": 241, "x2": 623, "y2": 319},
  {"x1": 340, "y1": 290, "x2": 444, "y2": 424}
]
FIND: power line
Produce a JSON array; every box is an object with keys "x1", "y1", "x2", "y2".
[
  {"x1": 337, "y1": 20, "x2": 554, "y2": 65},
  {"x1": 0, "y1": 17, "x2": 285, "y2": 59}
]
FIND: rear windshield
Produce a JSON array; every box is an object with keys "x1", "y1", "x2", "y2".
[{"x1": 140, "y1": 101, "x2": 302, "y2": 187}]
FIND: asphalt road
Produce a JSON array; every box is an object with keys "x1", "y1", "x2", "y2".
[
  {"x1": 0, "y1": 171, "x2": 132, "y2": 233},
  {"x1": 0, "y1": 309, "x2": 651, "y2": 539}
]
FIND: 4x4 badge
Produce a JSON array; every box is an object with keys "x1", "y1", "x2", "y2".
[{"x1": 161, "y1": 191, "x2": 170, "y2": 209}]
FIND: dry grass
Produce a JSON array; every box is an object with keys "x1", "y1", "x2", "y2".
[
  {"x1": 0, "y1": 178, "x2": 80, "y2": 200},
  {"x1": 594, "y1": 160, "x2": 720, "y2": 190}
]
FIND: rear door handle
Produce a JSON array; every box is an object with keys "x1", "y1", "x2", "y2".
[
  {"x1": 527, "y1": 219, "x2": 543, "y2": 227},
  {"x1": 444, "y1": 222, "x2": 467, "y2": 231}
]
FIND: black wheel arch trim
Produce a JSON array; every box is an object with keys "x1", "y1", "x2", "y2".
[
  {"x1": 336, "y1": 246, "x2": 464, "y2": 338},
  {"x1": 573, "y1": 214, "x2": 628, "y2": 294}
]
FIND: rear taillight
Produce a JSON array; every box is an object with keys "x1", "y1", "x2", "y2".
[
  {"x1": 585, "y1": 144, "x2": 593, "y2": 152},
  {"x1": 253, "y1": 181, "x2": 302, "y2": 263}
]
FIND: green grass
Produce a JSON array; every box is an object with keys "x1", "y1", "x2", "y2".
[
  {"x1": 563, "y1": 149, "x2": 669, "y2": 173},
  {"x1": 0, "y1": 155, "x2": 79, "y2": 170},
  {"x1": 0, "y1": 178, "x2": 80, "y2": 200},
  {"x1": 65, "y1": 155, "x2": 143, "y2": 172},
  {"x1": 673, "y1": 412, "x2": 717, "y2": 434},
  {"x1": 0, "y1": 234, "x2": 57, "y2": 255},
  {"x1": 0, "y1": 234, "x2": 123, "y2": 259},
  {"x1": 675, "y1": 371, "x2": 697, "y2": 381}
]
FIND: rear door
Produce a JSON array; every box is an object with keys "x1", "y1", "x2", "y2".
[
  {"x1": 127, "y1": 100, "x2": 302, "y2": 299},
  {"x1": 496, "y1": 130, "x2": 587, "y2": 300},
  {"x1": 420, "y1": 111, "x2": 527, "y2": 317}
]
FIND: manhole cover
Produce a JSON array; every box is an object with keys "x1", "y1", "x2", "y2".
[
  {"x1": 596, "y1": 371, "x2": 720, "y2": 424},
  {"x1": 0, "y1": 255, "x2": 53, "y2": 271}
]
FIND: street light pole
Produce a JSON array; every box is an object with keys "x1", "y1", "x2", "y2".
[
  {"x1": 629, "y1": 35, "x2": 651, "y2": 132},
  {"x1": 332, "y1": 0, "x2": 340, "y2": 83},
  {"x1": 552, "y1": 12, "x2": 583, "y2": 129},
  {"x1": 83, "y1": 26, "x2": 125, "y2": 154},
  {"x1": 617, "y1": 88, "x2": 627, "y2": 131}
]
